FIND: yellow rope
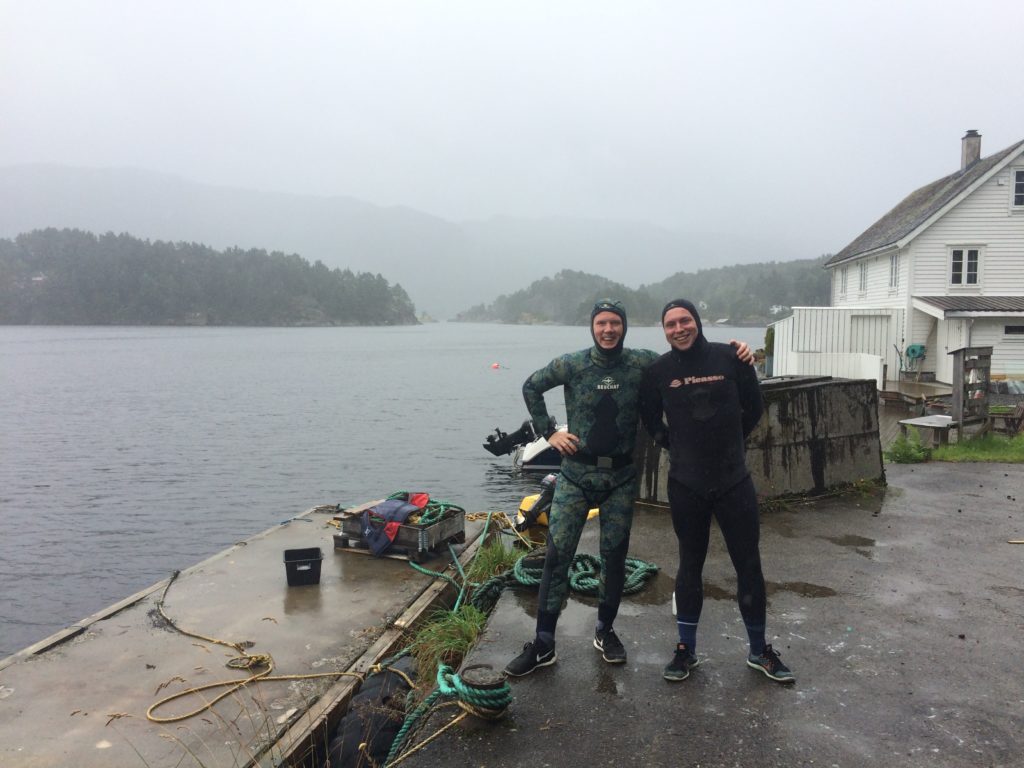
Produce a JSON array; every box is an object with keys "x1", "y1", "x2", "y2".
[
  {"x1": 367, "y1": 662, "x2": 417, "y2": 691},
  {"x1": 384, "y1": 705, "x2": 468, "y2": 767},
  {"x1": 466, "y1": 510, "x2": 538, "y2": 548},
  {"x1": 147, "y1": 666, "x2": 364, "y2": 723},
  {"x1": 147, "y1": 570, "x2": 364, "y2": 724},
  {"x1": 357, "y1": 741, "x2": 381, "y2": 768}
]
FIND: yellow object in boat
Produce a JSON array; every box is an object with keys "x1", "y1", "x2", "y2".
[{"x1": 515, "y1": 492, "x2": 599, "y2": 529}]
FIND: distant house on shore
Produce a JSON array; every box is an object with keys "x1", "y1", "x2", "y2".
[{"x1": 771, "y1": 130, "x2": 1024, "y2": 387}]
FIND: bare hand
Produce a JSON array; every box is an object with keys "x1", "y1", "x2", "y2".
[
  {"x1": 730, "y1": 340, "x2": 754, "y2": 365},
  {"x1": 547, "y1": 430, "x2": 580, "y2": 456}
]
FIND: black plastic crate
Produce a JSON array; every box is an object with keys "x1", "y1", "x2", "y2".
[{"x1": 283, "y1": 547, "x2": 323, "y2": 586}]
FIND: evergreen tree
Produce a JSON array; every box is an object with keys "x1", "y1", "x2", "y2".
[{"x1": 0, "y1": 229, "x2": 419, "y2": 326}]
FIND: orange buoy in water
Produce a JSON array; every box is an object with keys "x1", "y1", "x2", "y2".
[{"x1": 491, "y1": 362, "x2": 501, "y2": 369}]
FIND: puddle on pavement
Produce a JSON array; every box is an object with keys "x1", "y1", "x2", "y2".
[
  {"x1": 283, "y1": 584, "x2": 323, "y2": 615},
  {"x1": 820, "y1": 533, "x2": 876, "y2": 559},
  {"x1": 703, "y1": 580, "x2": 837, "y2": 600},
  {"x1": 768, "y1": 580, "x2": 838, "y2": 598},
  {"x1": 626, "y1": 571, "x2": 675, "y2": 606},
  {"x1": 823, "y1": 534, "x2": 876, "y2": 547}
]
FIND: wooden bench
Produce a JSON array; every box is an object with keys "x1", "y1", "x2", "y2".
[
  {"x1": 989, "y1": 402, "x2": 1024, "y2": 436},
  {"x1": 899, "y1": 415, "x2": 954, "y2": 446}
]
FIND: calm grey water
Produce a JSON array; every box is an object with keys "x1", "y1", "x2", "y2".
[{"x1": 0, "y1": 323, "x2": 766, "y2": 659}]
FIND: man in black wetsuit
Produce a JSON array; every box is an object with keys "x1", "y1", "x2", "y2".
[
  {"x1": 505, "y1": 299, "x2": 753, "y2": 678},
  {"x1": 641, "y1": 298, "x2": 794, "y2": 684}
]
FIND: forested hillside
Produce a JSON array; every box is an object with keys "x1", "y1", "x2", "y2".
[
  {"x1": 456, "y1": 256, "x2": 831, "y2": 325},
  {"x1": 0, "y1": 229, "x2": 418, "y2": 325}
]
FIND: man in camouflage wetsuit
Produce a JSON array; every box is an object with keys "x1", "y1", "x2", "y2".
[{"x1": 505, "y1": 299, "x2": 752, "y2": 676}]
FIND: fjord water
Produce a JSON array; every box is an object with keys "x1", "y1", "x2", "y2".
[{"x1": 0, "y1": 322, "x2": 766, "y2": 658}]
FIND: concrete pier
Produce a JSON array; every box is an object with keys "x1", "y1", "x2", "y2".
[
  {"x1": 401, "y1": 462, "x2": 1024, "y2": 768},
  {"x1": 0, "y1": 505, "x2": 480, "y2": 767}
]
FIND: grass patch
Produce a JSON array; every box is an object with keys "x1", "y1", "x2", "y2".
[
  {"x1": 405, "y1": 536, "x2": 522, "y2": 699},
  {"x1": 932, "y1": 432, "x2": 1024, "y2": 462},
  {"x1": 464, "y1": 537, "x2": 522, "y2": 585},
  {"x1": 884, "y1": 430, "x2": 932, "y2": 464},
  {"x1": 409, "y1": 604, "x2": 488, "y2": 695}
]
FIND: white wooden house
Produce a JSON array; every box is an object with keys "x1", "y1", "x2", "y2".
[{"x1": 772, "y1": 130, "x2": 1024, "y2": 387}]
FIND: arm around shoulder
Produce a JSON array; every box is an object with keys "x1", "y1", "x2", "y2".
[{"x1": 737, "y1": 361, "x2": 764, "y2": 437}]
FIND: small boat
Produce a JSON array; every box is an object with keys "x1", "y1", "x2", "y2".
[{"x1": 482, "y1": 420, "x2": 563, "y2": 472}]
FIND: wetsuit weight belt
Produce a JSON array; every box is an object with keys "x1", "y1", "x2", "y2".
[{"x1": 571, "y1": 453, "x2": 633, "y2": 469}]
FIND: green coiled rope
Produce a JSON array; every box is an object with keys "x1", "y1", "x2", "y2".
[
  {"x1": 385, "y1": 663, "x2": 513, "y2": 766},
  {"x1": 511, "y1": 552, "x2": 659, "y2": 596},
  {"x1": 387, "y1": 491, "x2": 465, "y2": 527},
  {"x1": 410, "y1": 550, "x2": 658, "y2": 613}
]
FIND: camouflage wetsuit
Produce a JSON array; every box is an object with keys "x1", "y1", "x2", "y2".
[{"x1": 523, "y1": 344, "x2": 657, "y2": 630}]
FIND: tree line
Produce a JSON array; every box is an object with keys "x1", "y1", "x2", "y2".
[
  {"x1": 455, "y1": 257, "x2": 832, "y2": 325},
  {"x1": 0, "y1": 229, "x2": 419, "y2": 326}
]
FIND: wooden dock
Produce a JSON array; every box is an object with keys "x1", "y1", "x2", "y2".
[
  {"x1": 0, "y1": 504, "x2": 483, "y2": 767},
  {"x1": 878, "y1": 379, "x2": 952, "y2": 406}
]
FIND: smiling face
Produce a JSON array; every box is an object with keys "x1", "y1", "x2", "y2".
[
  {"x1": 592, "y1": 311, "x2": 624, "y2": 350},
  {"x1": 662, "y1": 306, "x2": 699, "y2": 351}
]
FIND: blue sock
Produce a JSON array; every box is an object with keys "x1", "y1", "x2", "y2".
[
  {"x1": 595, "y1": 619, "x2": 606, "y2": 634},
  {"x1": 536, "y1": 631, "x2": 555, "y2": 650},
  {"x1": 746, "y1": 623, "x2": 766, "y2": 656},
  {"x1": 677, "y1": 616, "x2": 699, "y2": 651}
]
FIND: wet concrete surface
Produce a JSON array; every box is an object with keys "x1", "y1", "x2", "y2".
[{"x1": 403, "y1": 463, "x2": 1024, "y2": 768}]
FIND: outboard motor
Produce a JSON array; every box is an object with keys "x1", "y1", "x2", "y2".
[{"x1": 483, "y1": 420, "x2": 540, "y2": 456}]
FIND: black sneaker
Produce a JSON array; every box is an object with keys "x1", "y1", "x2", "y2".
[
  {"x1": 663, "y1": 643, "x2": 700, "y2": 681},
  {"x1": 593, "y1": 628, "x2": 627, "y2": 664},
  {"x1": 746, "y1": 644, "x2": 795, "y2": 683},
  {"x1": 505, "y1": 640, "x2": 557, "y2": 677}
]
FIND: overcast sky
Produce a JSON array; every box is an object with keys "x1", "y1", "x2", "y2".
[{"x1": 2, "y1": 1, "x2": 1022, "y2": 260}]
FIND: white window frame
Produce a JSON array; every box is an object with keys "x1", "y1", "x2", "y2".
[
  {"x1": 839, "y1": 266, "x2": 848, "y2": 298},
  {"x1": 949, "y1": 246, "x2": 982, "y2": 289},
  {"x1": 1013, "y1": 169, "x2": 1024, "y2": 209},
  {"x1": 858, "y1": 261, "x2": 868, "y2": 295},
  {"x1": 888, "y1": 253, "x2": 900, "y2": 290}
]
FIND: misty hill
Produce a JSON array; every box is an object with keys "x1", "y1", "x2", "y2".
[
  {"x1": 457, "y1": 257, "x2": 831, "y2": 326},
  {"x1": 0, "y1": 229, "x2": 417, "y2": 326},
  {"x1": 0, "y1": 165, "x2": 807, "y2": 318}
]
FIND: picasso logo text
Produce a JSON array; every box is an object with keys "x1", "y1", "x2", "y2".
[{"x1": 669, "y1": 374, "x2": 725, "y2": 388}]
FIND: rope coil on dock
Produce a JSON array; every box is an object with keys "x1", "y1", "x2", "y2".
[
  {"x1": 383, "y1": 663, "x2": 512, "y2": 767},
  {"x1": 146, "y1": 570, "x2": 361, "y2": 724}
]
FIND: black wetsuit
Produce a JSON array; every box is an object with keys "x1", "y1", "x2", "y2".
[{"x1": 640, "y1": 332, "x2": 767, "y2": 649}]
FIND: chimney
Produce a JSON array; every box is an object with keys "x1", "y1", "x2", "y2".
[{"x1": 961, "y1": 129, "x2": 981, "y2": 170}]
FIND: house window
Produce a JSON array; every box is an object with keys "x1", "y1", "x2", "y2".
[
  {"x1": 858, "y1": 262, "x2": 868, "y2": 292},
  {"x1": 1015, "y1": 170, "x2": 1024, "y2": 207},
  {"x1": 889, "y1": 253, "x2": 900, "y2": 289},
  {"x1": 950, "y1": 248, "x2": 979, "y2": 285},
  {"x1": 839, "y1": 266, "x2": 848, "y2": 296},
  {"x1": 1006, "y1": 325, "x2": 1024, "y2": 335}
]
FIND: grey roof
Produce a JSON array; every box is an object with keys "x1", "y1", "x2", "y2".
[
  {"x1": 826, "y1": 138, "x2": 1024, "y2": 267},
  {"x1": 915, "y1": 295, "x2": 1024, "y2": 313}
]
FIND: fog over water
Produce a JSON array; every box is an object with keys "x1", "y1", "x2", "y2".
[
  {"x1": 0, "y1": 322, "x2": 766, "y2": 658},
  {"x1": 3, "y1": 2, "x2": 1023, "y2": 268}
]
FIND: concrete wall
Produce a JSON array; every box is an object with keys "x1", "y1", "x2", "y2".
[{"x1": 636, "y1": 376, "x2": 885, "y2": 503}]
